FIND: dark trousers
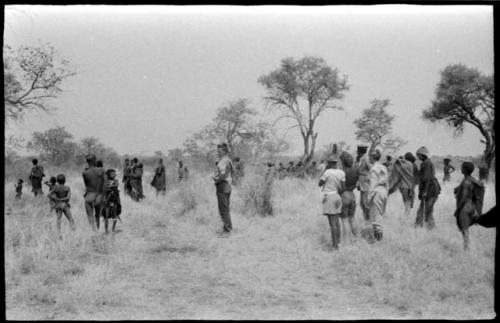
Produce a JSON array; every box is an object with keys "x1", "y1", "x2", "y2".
[
  {"x1": 415, "y1": 196, "x2": 437, "y2": 229},
  {"x1": 216, "y1": 183, "x2": 232, "y2": 232}
]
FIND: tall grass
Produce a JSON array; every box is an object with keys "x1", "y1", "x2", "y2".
[{"x1": 4, "y1": 169, "x2": 496, "y2": 319}]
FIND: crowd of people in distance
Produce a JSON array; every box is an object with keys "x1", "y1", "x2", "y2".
[{"x1": 14, "y1": 142, "x2": 494, "y2": 249}]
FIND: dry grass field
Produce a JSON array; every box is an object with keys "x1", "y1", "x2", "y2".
[{"x1": 4, "y1": 168, "x2": 496, "y2": 319}]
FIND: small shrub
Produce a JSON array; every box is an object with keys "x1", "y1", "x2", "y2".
[{"x1": 239, "y1": 166, "x2": 274, "y2": 217}]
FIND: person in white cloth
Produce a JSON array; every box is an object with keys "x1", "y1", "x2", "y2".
[
  {"x1": 367, "y1": 149, "x2": 389, "y2": 242},
  {"x1": 318, "y1": 154, "x2": 346, "y2": 250}
]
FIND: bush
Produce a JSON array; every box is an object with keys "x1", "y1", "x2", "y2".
[{"x1": 239, "y1": 166, "x2": 274, "y2": 216}]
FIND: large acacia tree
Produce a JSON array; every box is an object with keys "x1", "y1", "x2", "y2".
[
  {"x1": 258, "y1": 56, "x2": 349, "y2": 163},
  {"x1": 423, "y1": 64, "x2": 495, "y2": 179}
]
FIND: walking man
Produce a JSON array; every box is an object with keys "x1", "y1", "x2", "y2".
[
  {"x1": 82, "y1": 154, "x2": 105, "y2": 231},
  {"x1": 213, "y1": 143, "x2": 233, "y2": 235},
  {"x1": 388, "y1": 153, "x2": 415, "y2": 217},
  {"x1": 415, "y1": 147, "x2": 441, "y2": 229}
]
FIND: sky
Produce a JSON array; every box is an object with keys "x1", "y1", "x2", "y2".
[{"x1": 4, "y1": 5, "x2": 494, "y2": 158}]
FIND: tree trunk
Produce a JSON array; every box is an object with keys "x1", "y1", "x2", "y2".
[{"x1": 480, "y1": 146, "x2": 495, "y2": 182}]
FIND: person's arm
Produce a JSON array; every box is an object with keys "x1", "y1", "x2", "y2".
[
  {"x1": 213, "y1": 159, "x2": 228, "y2": 183},
  {"x1": 64, "y1": 188, "x2": 71, "y2": 202},
  {"x1": 450, "y1": 165, "x2": 455, "y2": 173}
]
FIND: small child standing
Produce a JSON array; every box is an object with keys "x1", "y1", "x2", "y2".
[
  {"x1": 15, "y1": 179, "x2": 23, "y2": 199},
  {"x1": 48, "y1": 174, "x2": 75, "y2": 237}
]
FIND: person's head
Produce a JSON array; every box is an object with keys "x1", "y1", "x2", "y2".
[
  {"x1": 217, "y1": 143, "x2": 228, "y2": 158},
  {"x1": 326, "y1": 154, "x2": 339, "y2": 169},
  {"x1": 444, "y1": 158, "x2": 450, "y2": 165},
  {"x1": 369, "y1": 149, "x2": 382, "y2": 163},
  {"x1": 297, "y1": 161, "x2": 303, "y2": 166},
  {"x1": 404, "y1": 152, "x2": 416, "y2": 163},
  {"x1": 288, "y1": 161, "x2": 294, "y2": 166},
  {"x1": 132, "y1": 157, "x2": 138, "y2": 164},
  {"x1": 86, "y1": 154, "x2": 96, "y2": 166},
  {"x1": 234, "y1": 157, "x2": 240, "y2": 162},
  {"x1": 106, "y1": 169, "x2": 116, "y2": 179},
  {"x1": 279, "y1": 162, "x2": 283, "y2": 166},
  {"x1": 386, "y1": 155, "x2": 392, "y2": 162},
  {"x1": 461, "y1": 161, "x2": 474, "y2": 176},
  {"x1": 96, "y1": 160, "x2": 103, "y2": 168},
  {"x1": 125, "y1": 159, "x2": 129, "y2": 165},
  {"x1": 50, "y1": 176, "x2": 57, "y2": 184},
  {"x1": 56, "y1": 174, "x2": 66, "y2": 185},
  {"x1": 267, "y1": 162, "x2": 274, "y2": 168},
  {"x1": 179, "y1": 160, "x2": 183, "y2": 167},
  {"x1": 158, "y1": 158, "x2": 163, "y2": 165},
  {"x1": 32, "y1": 158, "x2": 38, "y2": 165},
  {"x1": 340, "y1": 151, "x2": 354, "y2": 168},
  {"x1": 312, "y1": 161, "x2": 317, "y2": 166},
  {"x1": 18, "y1": 179, "x2": 23, "y2": 184},
  {"x1": 416, "y1": 147, "x2": 430, "y2": 161}
]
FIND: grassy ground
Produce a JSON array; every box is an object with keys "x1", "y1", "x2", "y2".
[{"x1": 4, "y1": 170, "x2": 496, "y2": 319}]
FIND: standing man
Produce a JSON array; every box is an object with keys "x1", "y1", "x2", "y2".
[
  {"x1": 122, "y1": 159, "x2": 131, "y2": 195},
  {"x1": 453, "y1": 161, "x2": 485, "y2": 250},
  {"x1": 130, "y1": 157, "x2": 144, "y2": 201},
  {"x1": 29, "y1": 158, "x2": 45, "y2": 197},
  {"x1": 367, "y1": 149, "x2": 388, "y2": 242},
  {"x1": 178, "y1": 160, "x2": 189, "y2": 183},
  {"x1": 82, "y1": 154, "x2": 105, "y2": 231},
  {"x1": 388, "y1": 154, "x2": 415, "y2": 217},
  {"x1": 415, "y1": 147, "x2": 441, "y2": 229},
  {"x1": 339, "y1": 151, "x2": 359, "y2": 239},
  {"x1": 355, "y1": 145, "x2": 371, "y2": 222},
  {"x1": 213, "y1": 143, "x2": 233, "y2": 235}
]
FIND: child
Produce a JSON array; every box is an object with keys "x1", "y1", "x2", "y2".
[
  {"x1": 48, "y1": 174, "x2": 75, "y2": 237},
  {"x1": 443, "y1": 158, "x2": 455, "y2": 182},
  {"x1": 103, "y1": 169, "x2": 122, "y2": 233},
  {"x1": 454, "y1": 162, "x2": 485, "y2": 250},
  {"x1": 15, "y1": 179, "x2": 23, "y2": 199},
  {"x1": 45, "y1": 177, "x2": 57, "y2": 212}
]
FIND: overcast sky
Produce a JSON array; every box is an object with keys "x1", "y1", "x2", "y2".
[{"x1": 4, "y1": 5, "x2": 494, "y2": 158}]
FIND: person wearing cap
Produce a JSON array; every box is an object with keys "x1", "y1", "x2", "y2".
[
  {"x1": 318, "y1": 154, "x2": 346, "y2": 249},
  {"x1": 213, "y1": 143, "x2": 233, "y2": 235},
  {"x1": 388, "y1": 152, "x2": 415, "y2": 217},
  {"x1": 355, "y1": 144, "x2": 372, "y2": 222},
  {"x1": 443, "y1": 158, "x2": 455, "y2": 182},
  {"x1": 83, "y1": 154, "x2": 106, "y2": 231},
  {"x1": 415, "y1": 146, "x2": 441, "y2": 229},
  {"x1": 339, "y1": 151, "x2": 359, "y2": 239},
  {"x1": 453, "y1": 161, "x2": 485, "y2": 250},
  {"x1": 367, "y1": 149, "x2": 388, "y2": 241}
]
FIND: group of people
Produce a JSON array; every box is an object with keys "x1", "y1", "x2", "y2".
[{"x1": 15, "y1": 142, "x2": 493, "y2": 249}]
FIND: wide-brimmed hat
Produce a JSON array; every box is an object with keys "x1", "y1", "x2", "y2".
[
  {"x1": 357, "y1": 145, "x2": 368, "y2": 154},
  {"x1": 326, "y1": 154, "x2": 339, "y2": 163},
  {"x1": 416, "y1": 146, "x2": 430, "y2": 158}
]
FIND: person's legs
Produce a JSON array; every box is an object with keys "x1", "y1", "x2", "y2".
[
  {"x1": 217, "y1": 191, "x2": 232, "y2": 232},
  {"x1": 327, "y1": 214, "x2": 341, "y2": 249},
  {"x1": 415, "y1": 199, "x2": 425, "y2": 228},
  {"x1": 424, "y1": 196, "x2": 437, "y2": 230},
  {"x1": 84, "y1": 193, "x2": 97, "y2": 231},
  {"x1": 63, "y1": 206, "x2": 75, "y2": 231},
  {"x1": 360, "y1": 191, "x2": 369, "y2": 222},
  {"x1": 456, "y1": 203, "x2": 473, "y2": 250}
]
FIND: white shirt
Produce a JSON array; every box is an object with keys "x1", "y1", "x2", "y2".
[{"x1": 320, "y1": 168, "x2": 345, "y2": 194}]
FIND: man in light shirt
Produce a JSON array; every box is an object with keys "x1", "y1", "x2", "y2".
[
  {"x1": 318, "y1": 154, "x2": 346, "y2": 250},
  {"x1": 213, "y1": 143, "x2": 233, "y2": 235},
  {"x1": 367, "y1": 149, "x2": 388, "y2": 242}
]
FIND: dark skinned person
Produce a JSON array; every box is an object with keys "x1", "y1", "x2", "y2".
[
  {"x1": 415, "y1": 147, "x2": 441, "y2": 230},
  {"x1": 82, "y1": 154, "x2": 105, "y2": 231},
  {"x1": 29, "y1": 158, "x2": 45, "y2": 197}
]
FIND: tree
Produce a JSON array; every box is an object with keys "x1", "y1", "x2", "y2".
[
  {"x1": 80, "y1": 137, "x2": 106, "y2": 156},
  {"x1": 353, "y1": 99, "x2": 407, "y2": 154},
  {"x1": 27, "y1": 126, "x2": 75, "y2": 165},
  {"x1": 422, "y1": 64, "x2": 495, "y2": 179},
  {"x1": 4, "y1": 43, "x2": 76, "y2": 123},
  {"x1": 5, "y1": 135, "x2": 25, "y2": 164},
  {"x1": 258, "y1": 56, "x2": 349, "y2": 163}
]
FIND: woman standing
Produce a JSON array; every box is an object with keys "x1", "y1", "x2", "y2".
[
  {"x1": 318, "y1": 154, "x2": 345, "y2": 250},
  {"x1": 151, "y1": 158, "x2": 167, "y2": 196}
]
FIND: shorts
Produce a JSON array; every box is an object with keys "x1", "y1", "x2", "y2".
[
  {"x1": 322, "y1": 192, "x2": 342, "y2": 215},
  {"x1": 341, "y1": 190, "x2": 356, "y2": 218}
]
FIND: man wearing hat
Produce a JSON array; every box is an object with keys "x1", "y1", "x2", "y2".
[
  {"x1": 213, "y1": 143, "x2": 233, "y2": 235},
  {"x1": 355, "y1": 144, "x2": 372, "y2": 222},
  {"x1": 415, "y1": 146, "x2": 441, "y2": 229},
  {"x1": 82, "y1": 154, "x2": 106, "y2": 231},
  {"x1": 367, "y1": 149, "x2": 388, "y2": 241},
  {"x1": 318, "y1": 153, "x2": 346, "y2": 249}
]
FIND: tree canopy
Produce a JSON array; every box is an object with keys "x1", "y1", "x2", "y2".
[
  {"x1": 422, "y1": 64, "x2": 495, "y2": 177},
  {"x1": 258, "y1": 56, "x2": 349, "y2": 163}
]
